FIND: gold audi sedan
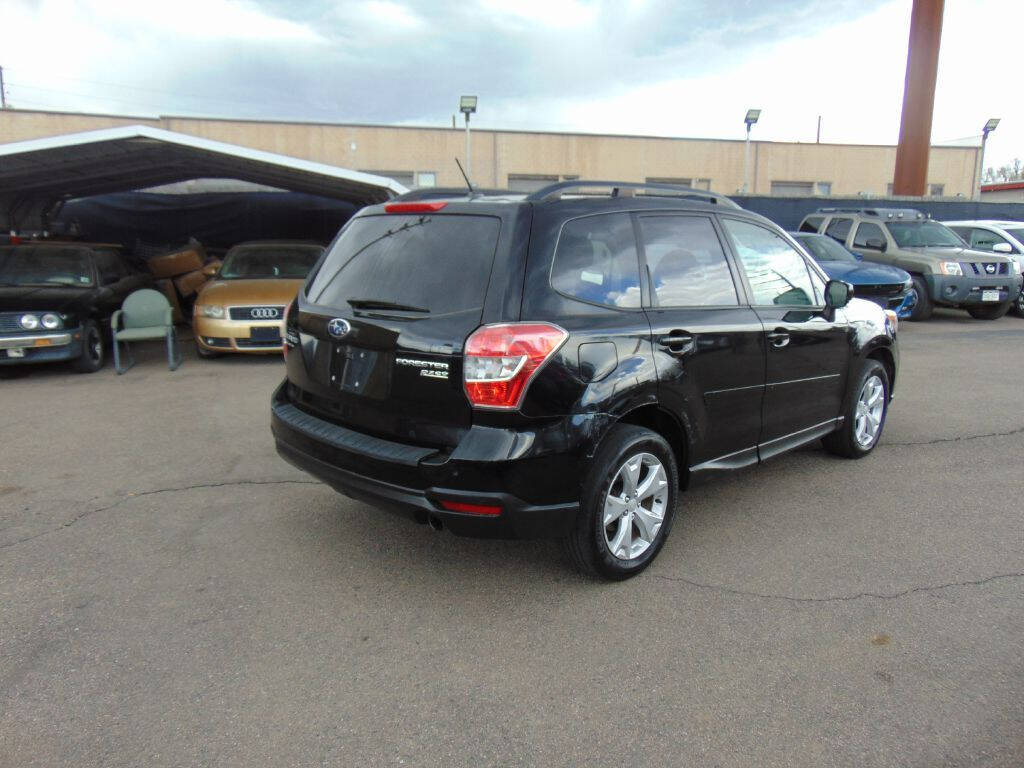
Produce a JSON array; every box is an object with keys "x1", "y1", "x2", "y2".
[{"x1": 193, "y1": 241, "x2": 324, "y2": 357}]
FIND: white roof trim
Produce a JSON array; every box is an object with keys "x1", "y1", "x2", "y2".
[{"x1": 0, "y1": 124, "x2": 408, "y2": 196}]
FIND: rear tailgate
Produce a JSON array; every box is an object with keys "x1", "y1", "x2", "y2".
[{"x1": 286, "y1": 211, "x2": 504, "y2": 449}]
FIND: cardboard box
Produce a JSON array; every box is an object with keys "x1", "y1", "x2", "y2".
[
  {"x1": 147, "y1": 248, "x2": 204, "y2": 279},
  {"x1": 154, "y1": 279, "x2": 185, "y2": 324},
  {"x1": 174, "y1": 268, "x2": 208, "y2": 298}
]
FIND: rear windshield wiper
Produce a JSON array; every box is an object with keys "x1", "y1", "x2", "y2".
[{"x1": 347, "y1": 298, "x2": 430, "y2": 313}]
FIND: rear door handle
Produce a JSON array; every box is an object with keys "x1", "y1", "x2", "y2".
[
  {"x1": 766, "y1": 329, "x2": 790, "y2": 348},
  {"x1": 658, "y1": 331, "x2": 694, "y2": 355}
]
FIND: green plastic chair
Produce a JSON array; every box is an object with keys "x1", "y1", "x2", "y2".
[{"x1": 112, "y1": 289, "x2": 182, "y2": 374}]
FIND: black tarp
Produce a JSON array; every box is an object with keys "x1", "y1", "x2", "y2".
[{"x1": 53, "y1": 191, "x2": 359, "y2": 252}]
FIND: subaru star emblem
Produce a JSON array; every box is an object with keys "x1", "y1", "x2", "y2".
[
  {"x1": 985, "y1": 263, "x2": 996, "y2": 274},
  {"x1": 327, "y1": 318, "x2": 351, "y2": 338}
]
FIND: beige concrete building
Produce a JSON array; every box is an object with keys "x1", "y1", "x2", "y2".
[{"x1": 0, "y1": 108, "x2": 982, "y2": 198}]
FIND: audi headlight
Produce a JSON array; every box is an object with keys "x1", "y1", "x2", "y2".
[
  {"x1": 19, "y1": 313, "x2": 39, "y2": 330},
  {"x1": 41, "y1": 313, "x2": 62, "y2": 329},
  {"x1": 197, "y1": 305, "x2": 225, "y2": 319},
  {"x1": 939, "y1": 261, "x2": 963, "y2": 276}
]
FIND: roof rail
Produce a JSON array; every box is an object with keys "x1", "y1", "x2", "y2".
[
  {"x1": 525, "y1": 180, "x2": 740, "y2": 208},
  {"x1": 814, "y1": 206, "x2": 925, "y2": 218}
]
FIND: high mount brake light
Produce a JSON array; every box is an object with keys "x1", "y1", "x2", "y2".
[
  {"x1": 463, "y1": 322, "x2": 568, "y2": 409},
  {"x1": 384, "y1": 202, "x2": 448, "y2": 213}
]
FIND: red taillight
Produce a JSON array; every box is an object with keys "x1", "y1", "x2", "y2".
[
  {"x1": 463, "y1": 322, "x2": 568, "y2": 409},
  {"x1": 282, "y1": 298, "x2": 296, "y2": 359},
  {"x1": 439, "y1": 500, "x2": 502, "y2": 516},
  {"x1": 384, "y1": 201, "x2": 448, "y2": 213}
]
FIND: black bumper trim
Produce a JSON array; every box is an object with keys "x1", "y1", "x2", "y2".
[
  {"x1": 274, "y1": 436, "x2": 578, "y2": 539},
  {"x1": 273, "y1": 401, "x2": 437, "y2": 467}
]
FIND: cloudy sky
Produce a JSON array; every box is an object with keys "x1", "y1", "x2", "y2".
[{"x1": 3, "y1": 0, "x2": 1021, "y2": 170}]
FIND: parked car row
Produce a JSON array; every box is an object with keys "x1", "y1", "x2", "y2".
[
  {"x1": 0, "y1": 239, "x2": 324, "y2": 372},
  {"x1": 3, "y1": 205, "x2": 1023, "y2": 378},
  {"x1": 797, "y1": 208, "x2": 1024, "y2": 320}
]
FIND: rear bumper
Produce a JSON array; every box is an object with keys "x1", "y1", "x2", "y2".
[
  {"x1": 926, "y1": 273, "x2": 1022, "y2": 306},
  {"x1": 270, "y1": 382, "x2": 581, "y2": 539}
]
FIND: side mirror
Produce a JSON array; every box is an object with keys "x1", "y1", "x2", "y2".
[
  {"x1": 865, "y1": 237, "x2": 887, "y2": 252},
  {"x1": 825, "y1": 279, "x2": 852, "y2": 310},
  {"x1": 992, "y1": 242, "x2": 1013, "y2": 254},
  {"x1": 202, "y1": 264, "x2": 219, "y2": 277}
]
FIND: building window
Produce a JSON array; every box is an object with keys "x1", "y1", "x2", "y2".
[
  {"x1": 886, "y1": 184, "x2": 895, "y2": 197},
  {"x1": 770, "y1": 181, "x2": 815, "y2": 197},
  {"x1": 929, "y1": 183, "x2": 944, "y2": 197},
  {"x1": 816, "y1": 181, "x2": 832, "y2": 196},
  {"x1": 646, "y1": 177, "x2": 692, "y2": 187},
  {"x1": 416, "y1": 172, "x2": 437, "y2": 188},
  {"x1": 508, "y1": 174, "x2": 559, "y2": 192}
]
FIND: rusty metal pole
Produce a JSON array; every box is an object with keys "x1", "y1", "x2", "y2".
[{"x1": 892, "y1": 0, "x2": 944, "y2": 196}]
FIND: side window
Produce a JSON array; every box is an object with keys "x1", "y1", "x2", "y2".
[
  {"x1": 722, "y1": 219, "x2": 817, "y2": 307},
  {"x1": 551, "y1": 213, "x2": 642, "y2": 308},
  {"x1": 824, "y1": 217, "x2": 853, "y2": 244},
  {"x1": 969, "y1": 228, "x2": 1007, "y2": 251},
  {"x1": 639, "y1": 216, "x2": 738, "y2": 307},
  {"x1": 799, "y1": 215, "x2": 824, "y2": 233},
  {"x1": 853, "y1": 222, "x2": 886, "y2": 249},
  {"x1": 95, "y1": 252, "x2": 125, "y2": 285}
]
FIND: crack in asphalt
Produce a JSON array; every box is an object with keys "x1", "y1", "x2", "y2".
[
  {"x1": 884, "y1": 424, "x2": 1024, "y2": 446},
  {"x1": 647, "y1": 570, "x2": 1024, "y2": 603},
  {"x1": 0, "y1": 479, "x2": 320, "y2": 550}
]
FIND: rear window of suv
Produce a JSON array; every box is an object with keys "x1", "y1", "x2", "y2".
[
  {"x1": 307, "y1": 214, "x2": 501, "y2": 315},
  {"x1": 551, "y1": 213, "x2": 642, "y2": 308}
]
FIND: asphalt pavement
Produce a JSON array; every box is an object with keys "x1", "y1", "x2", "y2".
[{"x1": 2, "y1": 309, "x2": 1022, "y2": 767}]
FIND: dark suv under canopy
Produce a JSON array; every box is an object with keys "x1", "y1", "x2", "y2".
[{"x1": 272, "y1": 181, "x2": 898, "y2": 579}]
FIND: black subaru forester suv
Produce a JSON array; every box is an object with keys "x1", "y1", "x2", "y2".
[{"x1": 272, "y1": 181, "x2": 898, "y2": 580}]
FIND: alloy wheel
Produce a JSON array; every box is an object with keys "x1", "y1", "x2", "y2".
[
  {"x1": 854, "y1": 374, "x2": 885, "y2": 447},
  {"x1": 603, "y1": 452, "x2": 669, "y2": 560}
]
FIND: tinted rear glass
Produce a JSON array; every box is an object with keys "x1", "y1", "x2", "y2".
[
  {"x1": 799, "y1": 216, "x2": 824, "y2": 233},
  {"x1": 308, "y1": 214, "x2": 500, "y2": 315},
  {"x1": 551, "y1": 213, "x2": 641, "y2": 308}
]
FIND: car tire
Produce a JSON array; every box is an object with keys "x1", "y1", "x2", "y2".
[
  {"x1": 564, "y1": 424, "x2": 679, "y2": 580},
  {"x1": 73, "y1": 320, "x2": 105, "y2": 373},
  {"x1": 966, "y1": 302, "x2": 1011, "y2": 320},
  {"x1": 907, "y1": 275, "x2": 932, "y2": 321},
  {"x1": 822, "y1": 359, "x2": 889, "y2": 459},
  {"x1": 1013, "y1": 289, "x2": 1024, "y2": 318}
]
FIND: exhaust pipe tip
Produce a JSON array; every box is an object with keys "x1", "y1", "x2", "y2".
[{"x1": 427, "y1": 513, "x2": 444, "y2": 532}]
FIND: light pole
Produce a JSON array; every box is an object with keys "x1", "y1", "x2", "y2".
[
  {"x1": 460, "y1": 95, "x2": 478, "y2": 183},
  {"x1": 743, "y1": 109, "x2": 761, "y2": 194},
  {"x1": 976, "y1": 117, "x2": 1000, "y2": 200}
]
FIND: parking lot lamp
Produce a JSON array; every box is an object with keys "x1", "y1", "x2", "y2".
[
  {"x1": 743, "y1": 109, "x2": 761, "y2": 194},
  {"x1": 976, "y1": 118, "x2": 1000, "y2": 200},
  {"x1": 460, "y1": 96, "x2": 478, "y2": 183}
]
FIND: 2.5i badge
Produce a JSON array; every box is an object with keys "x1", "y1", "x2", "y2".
[{"x1": 396, "y1": 357, "x2": 449, "y2": 380}]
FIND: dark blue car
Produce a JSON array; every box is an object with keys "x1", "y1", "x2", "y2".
[{"x1": 792, "y1": 232, "x2": 917, "y2": 319}]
